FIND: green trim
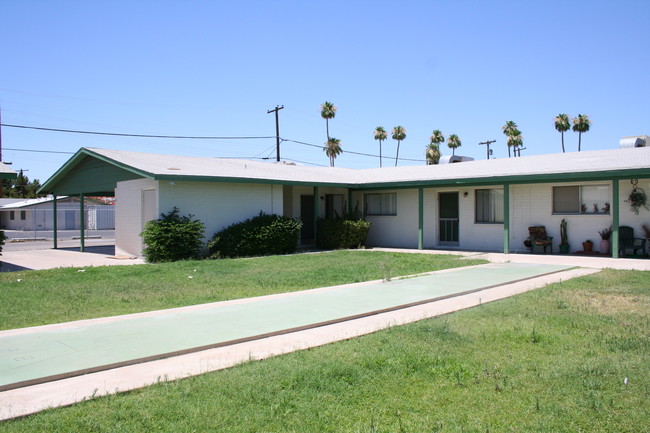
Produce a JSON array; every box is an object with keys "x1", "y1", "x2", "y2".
[
  {"x1": 313, "y1": 186, "x2": 319, "y2": 242},
  {"x1": 612, "y1": 179, "x2": 619, "y2": 258},
  {"x1": 152, "y1": 174, "x2": 353, "y2": 188},
  {"x1": 53, "y1": 194, "x2": 58, "y2": 250},
  {"x1": 503, "y1": 183, "x2": 510, "y2": 253},
  {"x1": 79, "y1": 194, "x2": 85, "y2": 253},
  {"x1": 418, "y1": 187, "x2": 424, "y2": 250}
]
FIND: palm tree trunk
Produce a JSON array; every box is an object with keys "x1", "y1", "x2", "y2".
[
  {"x1": 380, "y1": 140, "x2": 383, "y2": 168},
  {"x1": 578, "y1": 132, "x2": 581, "y2": 152},
  {"x1": 395, "y1": 141, "x2": 400, "y2": 166},
  {"x1": 561, "y1": 132, "x2": 565, "y2": 153},
  {"x1": 326, "y1": 120, "x2": 330, "y2": 141},
  {"x1": 507, "y1": 145, "x2": 511, "y2": 158}
]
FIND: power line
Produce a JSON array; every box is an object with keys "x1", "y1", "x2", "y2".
[
  {"x1": 4, "y1": 147, "x2": 75, "y2": 155},
  {"x1": 282, "y1": 138, "x2": 424, "y2": 162},
  {"x1": 0, "y1": 123, "x2": 275, "y2": 140}
]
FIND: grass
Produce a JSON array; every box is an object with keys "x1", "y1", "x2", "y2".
[
  {"x1": 0, "y1": 250, "x2": 485, "y2": 330},
  {"x1": 1, "y1": 267, "x2": 648, "y2": 431}
]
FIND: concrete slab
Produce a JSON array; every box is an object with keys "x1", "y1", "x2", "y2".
[
  {"x1": 0, "y1": 265, "x2": 597, "y2": 420},
  {"x1": 0, "y1": 246, "x2": 144, "y2": 272}
]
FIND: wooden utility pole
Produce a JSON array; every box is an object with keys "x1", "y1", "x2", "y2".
[
  {"x1": 267, "y1": 105, "x2": 284, "y2": 162},
  {"x1": 479, "y1": 139, "x2": 496, "y2": 159}
]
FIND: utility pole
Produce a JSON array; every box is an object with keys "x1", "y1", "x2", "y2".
[
  {"x1": 267, "y1": 105, "x2": 284, "y2": 162},
  {"x1": 479, "y1": 139, "x2": 496, "y2": 159},
  {"x1": 515, "y1": 146, "x2": 526, "y2": 157}
]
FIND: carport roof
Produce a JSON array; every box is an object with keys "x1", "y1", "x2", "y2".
[{"x1": 39, "y1": 146, "x2": 650, "y2": 195}]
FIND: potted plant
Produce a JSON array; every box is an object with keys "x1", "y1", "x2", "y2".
[
  {"x1": 625, "y1": 180, "x2": 649, "y2": 215},
  {"x1": 598, "y1": 225, "x2": 612, "y2": 255},
  {"x1": 559, "y1": 219, "x2": 570, "y2": 254},
  {"x1": 582, "y1": 239, "x2": 593, "y2": 252}
]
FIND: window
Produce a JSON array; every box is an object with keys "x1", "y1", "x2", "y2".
[
  {"x1": 364, "y1": 193, "x2": 397, "y2": 216},
  {"x1": 553, "y1": 184, "x2": 610, "y2": 214},
  {"x1": 325, "y1": 194, "x2": 344, "y2": 219},
  {"x1": 10, "y1": 211, "x2": 15, "y2": 220},
  {"x1": 20, "y1": 210, "x2": 26, "y2": 220},
  {"x1": 475, "y1": 189, "x2": 504, "y2": 223}
]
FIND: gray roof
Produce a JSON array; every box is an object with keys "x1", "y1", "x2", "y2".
[{"x1": 86, "y1": 146, "x2": 650, "y2": 188}]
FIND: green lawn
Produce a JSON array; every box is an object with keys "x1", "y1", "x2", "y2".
[
  {"x1": 0, "y1": 250, "x2": 484, "y2": 330},
  {"x1": 1, "y1": 264, "x2": 648, "y2": 431}
]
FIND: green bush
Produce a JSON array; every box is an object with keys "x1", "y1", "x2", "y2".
[
  {"x1": 208, "y1": 212, "x2": 302, "y2": 258},
  {"x1": 0, "y1": 230, "x2": 6, "y2": 255},
  {"x1": 316, "y1": 218, "x2": 371, "y2": 250},
  {"x1": 140, "y1": 207, "x2": 205, "y2": 263}
]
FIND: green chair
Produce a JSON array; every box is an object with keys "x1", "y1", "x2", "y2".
[{"x1": 618, "y1": 226, "x2": 646, "y2": 257}]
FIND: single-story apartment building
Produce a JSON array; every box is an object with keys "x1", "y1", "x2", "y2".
[
  {"x1": 0, "y1": 196, "x2": 114, "y2": 231},
  {"x1": 38, "y1": 145, "x2": 650, "y2": 258}
]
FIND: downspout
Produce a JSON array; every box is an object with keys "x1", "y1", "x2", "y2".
[
  {"x1": 79, "y1": 193, "x2": 85, "y2": 252},
  {"x1": 52, "y1": 194, "x2": 57, "y2": 249},
  {"x1": 503, "y1": 183, "x2": 510, "y2": 253},
  {"x1": 418, "y1": 187, "x2": 424, "y2": 249},
  {"x1": 612, "y1": 179, "x2": 619, "y2": 258}
]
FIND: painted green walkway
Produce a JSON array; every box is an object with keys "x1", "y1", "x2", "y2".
[{"x1": 0, "y1": 263, "x2": 570, "y2": 391}]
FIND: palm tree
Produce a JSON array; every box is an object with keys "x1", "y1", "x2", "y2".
[
  {"x1": 426, "y1": 143, "x2": 441, "y2": 165},
  {"x1": 430, "y1": 129, "x2": 445, "y2": 148},
  {"x1": 502, "y1": 121, "x2": 518, "y2": 157},
  {"x1": 507, "y1": 130, "x2": 523, "y2": 156},
  {"x1": 447, "y1": 134, "x2": 461, "y2": 156},
  {"x1": 320, "y1": 101, "x2": 337, "y2": 140},
  {"x1": 323, "y1": 137, "x2": 342, "y2": 167},
  {"x1": 392, "y1": 126, "x2": 407, "y2": 166},
  {"x1": 554, "y1": 114, "x2": 571, "y2": 153},
  {"x1": 572, "y1": 114, "x2": 591, "y2": 152},
  {"x1": 374, "y1": 126, "x2": 388, "y2": 167}
]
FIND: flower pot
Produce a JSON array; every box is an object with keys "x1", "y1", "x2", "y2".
[
  {"x1": 600, "y1": 239, "x2": 611, "y2": 255},
  {"x1": 559, "y1": 244, "x2": 570, "y2": 254},
  {"x1": 582, "y1": 242, "x2": 593, "y2": 252}
]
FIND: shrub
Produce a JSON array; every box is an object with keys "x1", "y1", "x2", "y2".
[
  {"x1": 0, "y1": 230, "x2": 6, "y2": 255},
  {"x1": 140, "y1": 207, "x2": 205, "y2": 263},
  {"x1": 316, "y1": 218, "x2": 371, "y2": 250},
  {"x1": 208, "y1": 212, "x2": 302, "y2": 258}
]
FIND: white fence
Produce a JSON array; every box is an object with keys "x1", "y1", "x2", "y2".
[{"x1": 0, "y1": 206, "x2": 115, "y2": 231}]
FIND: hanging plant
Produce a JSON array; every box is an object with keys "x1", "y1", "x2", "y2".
[{"x1": 625, "y1": 179, "x2": 649, "y2": 215}]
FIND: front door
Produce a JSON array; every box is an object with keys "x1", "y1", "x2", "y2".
[
  {"x1": 300, "y1": 195, "x2": 314, "y2": 242},
  {"x1": 439, "y1": 192, "x2": 459, "y2": 244}
]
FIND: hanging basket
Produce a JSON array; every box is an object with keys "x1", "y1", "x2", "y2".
[{"x1": 625, "y1": 179, "x2": 649, "y2": 215}]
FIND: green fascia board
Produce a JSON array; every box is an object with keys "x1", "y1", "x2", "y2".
[
  {"x1": 353, "y1": 168, "x2": 650, "y2": 191},
  {"x1": 38, "y1": 148, "x2": 155, "y2": 195},
  {"x1": 152, "y1": 174, "x2": 355, "y2": 189},
  {"x1": 0, "y1": 172, "x2": 17, "y2": 180}
]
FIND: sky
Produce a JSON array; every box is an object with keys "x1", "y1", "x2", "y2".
[{"x1": 1, "y1": 0, "x2": 649, "y2": 183}]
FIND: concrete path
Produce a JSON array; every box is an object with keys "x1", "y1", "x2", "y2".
[{"x1": 0, "y1": 261, "x2": 597, "y2": 420}]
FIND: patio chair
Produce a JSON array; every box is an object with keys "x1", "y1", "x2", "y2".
[
  {"x1": 524, "y1": 226, "x2": 553, "y2": 254},
  {"x1": 618, "y1": 225, "x2": 646, "y2": 257}
]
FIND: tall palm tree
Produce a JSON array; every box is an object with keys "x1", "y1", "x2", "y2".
[
  {"x1": 323, "y1": 137, "x2": 342, "y2": 167},
  {"x1": 447, "y1": 134, "x2": 461, "y2": 156},
  {"x1": 320, "y1": 101, "x2": 336, "y2": 140},
  {"x1": 426, "y1": 143, "x2": 441, "y2": 165},
  {"x1": 572, "y1": 114, "x2": 591, "y2": 152},
  {"x1": 507, "y1": 130, "x2": 523, "y2": 156},
  {"x1": 374, "y1": 126, "x2": 388, "y2": 167},
  {"x1": 554, "y1": 114, "x2": 571, "y2": 153},
  {"x1": 392, "y1": 126, "x2": 407, "y2": 166},
  {"x1": 502, "y1": 120, "x2": 518, "y2": 157},
  {"x1": 430, "y1": 129, "x2": 445, "y2": 148}
]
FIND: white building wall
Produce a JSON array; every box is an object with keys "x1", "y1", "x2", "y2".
[
  {"x1": 365, "y1": 189, "x2": 419, "y2": 248},
  {"x1": 157, "y1": 180, "x2": 283, "y2": 253},
  {"x1": 115, "y1": 178, "x2": 158, "y2": 257}
]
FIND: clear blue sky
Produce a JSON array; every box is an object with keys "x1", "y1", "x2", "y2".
[{"x1": 1, "y1": 0, "x2": 649, "y2": 182}]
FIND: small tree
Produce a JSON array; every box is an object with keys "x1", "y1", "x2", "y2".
[
  {"x1": 447, "y1": 134, "x2": 461, "y2": 156},
  {"x1": 140, "y1": 207, "x2": 205, "y2": 263},
  {"x1": 320, "y1": 101, "x2": 336, "y2": 140},
  {"x1": 502, "y1": 120, "x2": 518, "y2": 158},
  {"x1": 554, "y1": 114, "x2": 571, "y2": 153},
  {"x1": 426, "y1": 144, "x2": 441, "y2": 165},
  {"x1": 324, "y1": 137, "x2": 343, "y2": 167}
]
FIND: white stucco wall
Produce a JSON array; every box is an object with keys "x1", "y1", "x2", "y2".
[{"x1": 115, "y1": 178, "x2": 158, "y2": 257}]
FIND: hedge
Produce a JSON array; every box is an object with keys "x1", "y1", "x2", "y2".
[
  {"x1": 140, "y1": 207, "x2": 205, "y2": 263},
  {"x1": 316, "y1": 218, "x2": 371, "y2": 250}
]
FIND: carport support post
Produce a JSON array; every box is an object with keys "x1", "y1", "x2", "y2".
[
  {"x1": 418, "y1": 187, "x2": 424, "y2": 249},
  {"x1": 503, "y1": 183, "x2": 510, "y2": 253},
  {"x1": 52, "y1": 194, "x2": 58, "y2": 249},
  {"x1": 79, "y1": 193, "x2": 85, "y2": 252},
  {"x1": 313, "y1": 186, "x2": 319, "y2": 243},
  {"x1": 612, "y1": 179, "x2": 619, "y2": 258}
]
